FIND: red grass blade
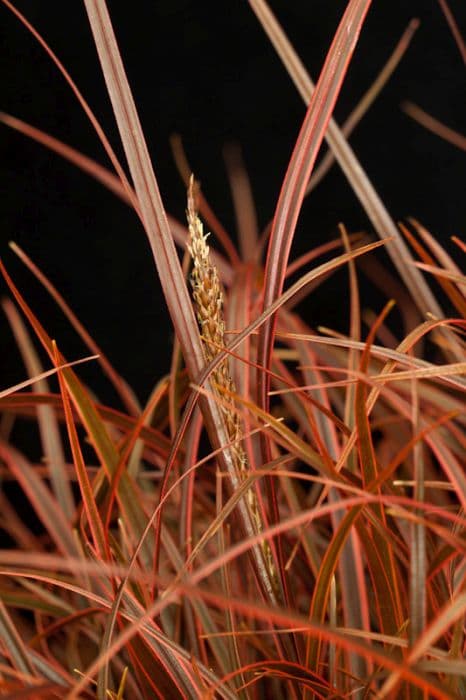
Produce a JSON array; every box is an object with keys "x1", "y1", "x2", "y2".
[
  {"x1": 249, "y1": 0, "x2": 445, "y2": 323},
  {"x1": 255, "y1": 0, "x2": 374, "y2": 412}
]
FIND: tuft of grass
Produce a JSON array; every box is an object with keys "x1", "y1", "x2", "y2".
[{"x1": 0, "y1": 1, "x2": 465, "y2": 699}]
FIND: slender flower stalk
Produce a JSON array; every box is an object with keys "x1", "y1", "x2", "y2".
[{"x1": 187, "y1": 175, "x2": 276, "y2": 585}]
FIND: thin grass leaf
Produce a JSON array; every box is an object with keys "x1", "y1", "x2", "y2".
[
  {"x1": 0, "y1": 259, "x2": 153, "y2": 565},
  {"x1": 305, "y1": 507, "x2": 364, "y2": 674},
  {"x1": 402, "y1": 102, "x2": 466, "y2": 151},
  {"x1": 0, "y1": 391, "x2": 174, "y2": 461},
  {"x1": 2, "y1": 298, "x2": 74, "y2": 520},
  {"x1": 409, "y1": 218, "x2": 464, "y2": 277},
  {"x1": 399, "y1": 222, "x2": 466, "y2": 318},
  {"x1": 0, "y1": 111, "x2": 134, "y2": 207},
  {"x1": 255, "y1": 0, "x2": 374, "y2": 413},
  {"x1": 219, "y1": 659, "x2": 336, "y2": 696},
  {"x1": 354, "y1": 301, "x2": 404, "y2": 634},
  {"x1": 53, "y1": 341, "x2": 108, "y2": 561},
  {"x1": 0, "y1": 598, "x2": 38, "y2": 679},
  {"x1": 308, "y1": 18, "x2": 420, "y2": 193},
  {"x1": 0, "y1": 589, "x2": 70, "y2": 618},
  {"x1": 379, "y1": 592, "x2": 466, "y2": 697},
  {"x1": 223, "y1": 142, "x2": 259, "y2": 263},
  {"x1": 9, "y1": 241, "x2": 140, "y2": 416},
  {"x1": 169, "y1": 133, "x2": 240, "y2": 266},
  {"x1": 437, "y1": 0, "x2": 466, "y2": 63},
  {"x1": 413, "y1": 261, "x2": 466, "y2": 289},
  {"x1": 0, "y1": 443, "x2": 79, "y2": 559},
  {"x1": 0, "y1": 0, "x2": 137, "y2": 207},
  {"x1": 249, "y1": 0, "x2": 445, "y2": 323},
  {"x1": 409, "y1": 372, "x2": 426, "y2": 663}
]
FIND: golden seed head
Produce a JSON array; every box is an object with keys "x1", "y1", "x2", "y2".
[{"x1": 187, "y1": 175, "x2": 226, "y2": 363}]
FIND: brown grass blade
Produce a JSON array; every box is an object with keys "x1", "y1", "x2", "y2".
[
  {"x1": 402, "y1": 102, "x2": 466, "y2": 151},
  {"x1": 308, "y1": 18, "x2": 420, "y2": 193},
  {"x1": 437, "y1": 0, "x2": 466, "y2": 64},
  {"x1": 223, "y1": 143, "x2": 259, "y2": 262}
]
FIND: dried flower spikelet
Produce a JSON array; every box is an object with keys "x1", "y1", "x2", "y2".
[
  {"x1": 187, "y1": 177, "x2": 225, "y2": 365},
  {"x1": 187, "y1": 175, "x2": 241, "y2": 446},
  {"x1": 186, "y1": 175, "x2": 276, "y2": 586}
]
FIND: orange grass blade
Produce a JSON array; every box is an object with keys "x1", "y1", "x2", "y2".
[
  {"x1": 285, "y1": 233, "x2": 363, "y2": 278},
  {"x1": 452, "y1": 236, "x2": 466, "y2": 254},
  {"x1": 224, "y1": 659, "x2": 335, "y2": 695},
  {"x1": 305, "y1": 508, "x2": 364, "y2": 674},
  {"x1": 0, "y1": 358, "x2": 98, "y2": 400},
  {"x1": 413, "y1": 262, "x2": 466, "y2": 290},
  {"x1": 399, "y1": 222, "x2": 466, "y2": 320},
  {"x1": 409, "y1": 373, "x2": 426, "y2": 652},
  {"x1": 409, "y1": 218, "x2": 463, "y2": 277},
  {"x1": 354, "y1": 301, "x2": 404, "y2": 634},
  {"x1": 53, "y1": 341, "x2": 108, "y2": 561},
  {"x1": 2, "y1": 298, "x2": 74, "y2": 520},
  {"x1": 2, "y1": 581, "x2": 73, "y2": 619},
  {"x1": 0, "y1": 392, "x2": 174, "y2": 461}
]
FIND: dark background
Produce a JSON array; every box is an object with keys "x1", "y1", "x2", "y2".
[{"x1": 0, "y1": 0, "x2": 464, "y2": 405}]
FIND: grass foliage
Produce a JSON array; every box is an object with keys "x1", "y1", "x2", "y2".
[{"x1": 0, "y1": 0, "x2": 465, "y2": 698}]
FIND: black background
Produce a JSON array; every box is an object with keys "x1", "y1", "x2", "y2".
[{"x1": 1, "y1": 1, "x2": 464, "y2": 406}]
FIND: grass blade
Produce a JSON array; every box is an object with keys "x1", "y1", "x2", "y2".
[{"x1": 249, "y1": 0, "x2": 445, "y2": 321}]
